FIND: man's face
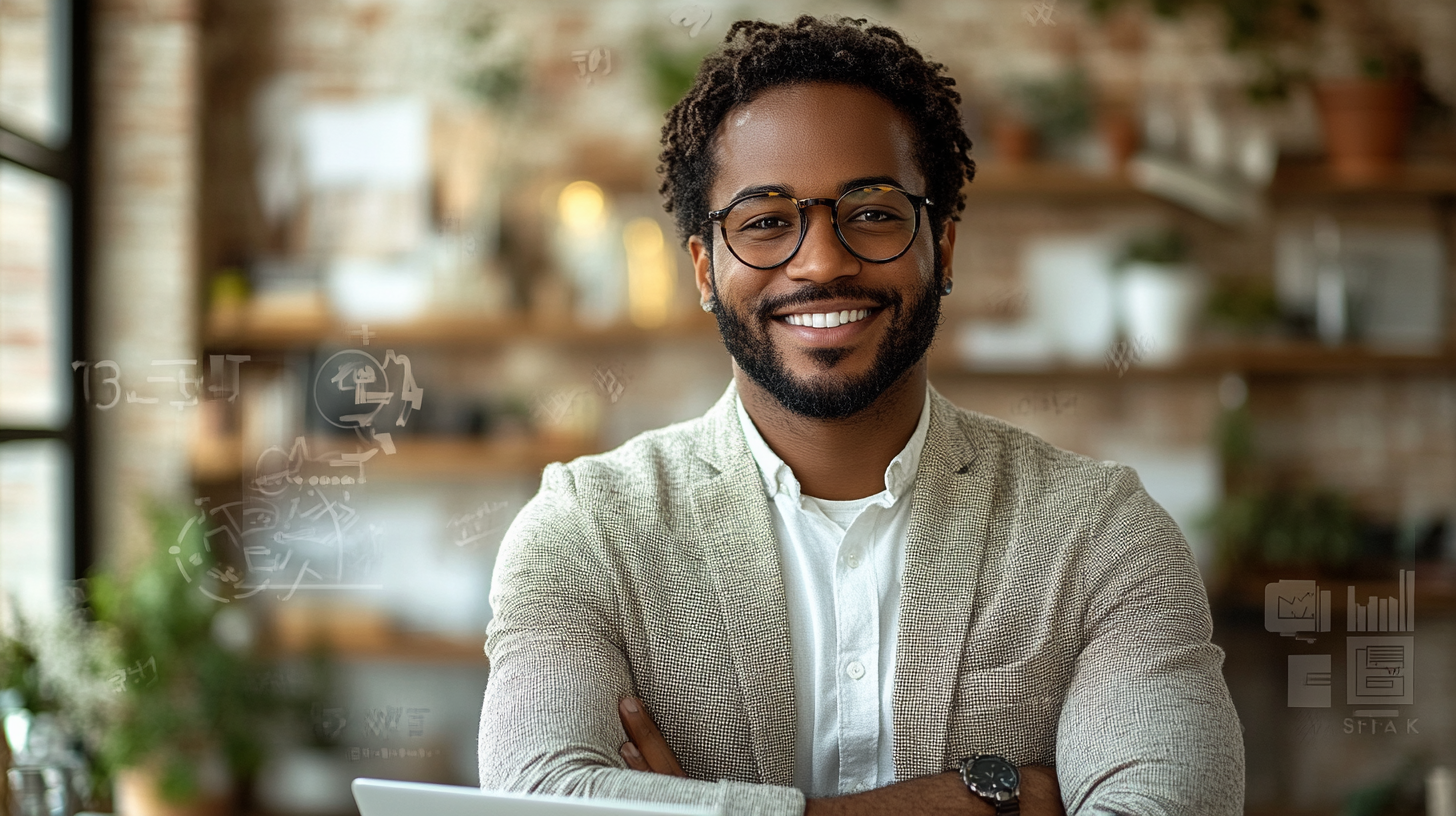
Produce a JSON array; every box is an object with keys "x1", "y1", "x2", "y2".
[{"x1": 689, "y1": 82, "x2": 955, "y2": 420}]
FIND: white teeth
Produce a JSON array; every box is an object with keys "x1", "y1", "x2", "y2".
[{"x1": 783, "y1": 309, "x2": 870, "y2": 328}]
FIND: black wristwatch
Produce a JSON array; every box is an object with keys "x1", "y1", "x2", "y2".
[{"x1": 954, "y1": 753, "x2": 1021, "y2": 815}]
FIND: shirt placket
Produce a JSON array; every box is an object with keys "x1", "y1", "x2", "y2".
[{"x1": 833, "y1": 505, "x2": 881, "y2": 795}]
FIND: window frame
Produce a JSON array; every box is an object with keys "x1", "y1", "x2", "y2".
[{"x1": 0, "y1": 0, "x2": 93, "y2": 580}]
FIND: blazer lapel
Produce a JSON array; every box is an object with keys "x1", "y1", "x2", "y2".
[
  {"x1": 892, "y1": 387, "x2": 991, "y2": 779},
  {"x1": 689, "y1": 383, "x2": 798, "y2": 787}
]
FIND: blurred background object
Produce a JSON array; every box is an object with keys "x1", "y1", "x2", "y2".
[{"x1": 1, "y1": 0, "x2": 1455, "y2": 814}]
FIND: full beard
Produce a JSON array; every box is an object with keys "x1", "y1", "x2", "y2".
[{"x1": 711, "y1": 249, "x2": 943, "y2": 421}]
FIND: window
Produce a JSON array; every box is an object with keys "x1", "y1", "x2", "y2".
[{"x1": 0, "y1": 0, "x2": 88, "y2": 622}]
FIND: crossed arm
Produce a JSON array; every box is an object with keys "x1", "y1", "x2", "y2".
[
  {"x1": 615, "y1": 696, "x2": 1066, "y2": 816},
  {"x1": 483, "y1": 464, "x2": 1240, "y2": 815}
]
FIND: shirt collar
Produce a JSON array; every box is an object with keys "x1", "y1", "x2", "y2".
[{"x1": 734, "y1": 384, "x2": 932, "y2": 505}]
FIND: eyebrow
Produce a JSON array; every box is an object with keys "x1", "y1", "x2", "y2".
[{"x1": 726, "y1": 175, "x2": 905, "y2": 202}]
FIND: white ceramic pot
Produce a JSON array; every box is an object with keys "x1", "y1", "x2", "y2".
[
  {"x1": 1117, "y1": 263, "x2": 1206, "y2": 365},
  {"x1": 1025, "y1": 235, "x2": 1119, "y2": 365},
  {"x1": 326, "y1": 256, "x2": 433, "y2": 323}
]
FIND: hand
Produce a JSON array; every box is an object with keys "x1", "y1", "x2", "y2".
[
  {"x1": 805, "y1": 766, "x2": 1064, "y2": 816},
  {"x1": 618, "y1": 695, "x2": 687, "y2": 777}
]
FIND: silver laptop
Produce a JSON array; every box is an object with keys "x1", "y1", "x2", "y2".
[{"x1": 352, "y1": 778, "x2": 721, "y2": 816}]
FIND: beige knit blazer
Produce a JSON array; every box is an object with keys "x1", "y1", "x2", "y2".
[{"x1": 479, "y1": 381, "x2": 1246, "y2": 815}]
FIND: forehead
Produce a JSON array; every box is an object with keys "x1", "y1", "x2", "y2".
[{"x1": 709, "y1": 82, "x2": 923, "y2": 203}]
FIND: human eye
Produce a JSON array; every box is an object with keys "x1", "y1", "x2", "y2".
[
  {"x1": 728, "y1": 196, "x2": 797, "y2": 235},
  {"x1": 743, "y1": 215, "x2": 791, "y2": 230},
  {"x1": 848, "y1": 208, "x2": 902, "y2": 223}
]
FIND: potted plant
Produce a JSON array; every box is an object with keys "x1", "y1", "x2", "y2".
[
  {"x1": 997, "y1": 70, "x2": 1095, "y2": 167},
  {"x1": 1, "y1": 615, "x2": 105, "y2": 814},
  {"x1": 1114, "y1": 227, "x2": 1206, "y2": 364},
  {"x1": 1097, "y1": 99, "x2": 1141, "y2": 173},
  {"x1": 1084, "y1": 0, "x2": 1444, "y2": 180},
  {"x1": 1308, "y1": 0, "x2": 1422, "y2": 182},
  {"x1": 1206, "y1": 484, "x2": 1362, "y2": 571},
  {"x1": 1083, "y1": 0, "x2": 1323, "y2": 104},
  {"x1": 1, "y1": 506, "x2": 314, "y2": 816}
]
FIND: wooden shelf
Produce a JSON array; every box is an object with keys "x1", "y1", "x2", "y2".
[
  {"x1": 267, "y1": 631, "x2": 489, "y2": 664},
  {"x1": 267, "y1": 604, "x2": 489, "y2": 664},
  {"x1": 1269, "y1": 159, "x2": 1456, "y2": 197},
  {"x1": 191, "y1": 434, "x2": 600, "y2": 483},
  {"x1": 964, "y1": 159, "x2": 1456, "y2": 200},
  {"x1": 302, "y1": 633, "x2": 488, "y2": 664},
  {"x1": 366, "y1": 436, "x2": 599, "y2": 480},
  {"x1": 204, "y1": 311, "x2": 721, "y2": 351},
  {"x1": 966, "y1": 163, "x2": 1145, "y2": 198},
  {"x1": 929, "y1": 338, "x2": 1455, "y2": 379}
]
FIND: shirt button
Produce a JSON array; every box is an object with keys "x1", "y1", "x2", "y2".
[
  {"x1": 846, "y1": 661, "x2": 865, "y2": 680},
  {"x1": 845, "y1": 552, "x2": 861, "y2": 569}
]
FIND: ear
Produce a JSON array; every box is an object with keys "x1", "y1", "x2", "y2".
[
  {"x1": 937, "y1": 218, "x2": 956, "y2": 288},
  {"x1": 688, "y1": 233, "x2": 713, "y2": 305}
]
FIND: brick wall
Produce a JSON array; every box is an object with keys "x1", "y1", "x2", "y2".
[{"x1": 90, "y1": 0, "x2": 200, "y2": 567}]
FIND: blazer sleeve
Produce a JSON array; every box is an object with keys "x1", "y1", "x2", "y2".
[
  {"x1": 478, "y1": 462, "x2": 807, "y2": 816},
  {"x1": 1055, "y1": 465, "x2": 1246, "y2": 816}
]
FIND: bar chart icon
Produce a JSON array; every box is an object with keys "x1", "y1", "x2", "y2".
[{"x1": 1347, "y1": 569, "x2": 1415, "y2": 632}]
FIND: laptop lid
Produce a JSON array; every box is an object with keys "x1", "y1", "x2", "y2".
[{"x1": 352, "y1": 778, "x2": 721, "y2": 816}]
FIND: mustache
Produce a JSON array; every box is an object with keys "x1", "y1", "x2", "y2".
[{"x1": 753, "y1": 281, "x2": 903, "y2": 322}]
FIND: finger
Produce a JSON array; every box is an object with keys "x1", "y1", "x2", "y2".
[
  {"x1": 620, "y1": 741, "x2": 652, "y2": 772},
  {"x1": 619, "y1": 697, "x2": 682, "y2": 776},
  {"x1": 619, "y1": 696, "x2": 687, "y2": 777}
]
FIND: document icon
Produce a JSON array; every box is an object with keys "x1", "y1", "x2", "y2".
[
  {"x1": 1346, "y1": 636, "x2": 1414, "y2": 706},
  {"x1": 1288, "y1": 655, "x2": 1331, "y2": 708}
]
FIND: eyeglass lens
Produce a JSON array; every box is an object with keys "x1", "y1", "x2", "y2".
[{"x1": 721, "y1": 187, "x2": 918, "y2": 268}]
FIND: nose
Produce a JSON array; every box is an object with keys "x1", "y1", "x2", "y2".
[{"x1": 784, "y1": 202, "x2": 860, "y2": 284}]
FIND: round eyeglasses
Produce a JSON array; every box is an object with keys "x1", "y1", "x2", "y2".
[{"x1": 705, "y1": 185, "x2": 932, "y2": 270}]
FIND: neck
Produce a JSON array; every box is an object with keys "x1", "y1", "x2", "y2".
[{"x1": 735, "y1": 362, "x2": 928, "y2": 501}]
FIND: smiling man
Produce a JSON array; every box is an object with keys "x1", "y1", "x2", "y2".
[{"x1": 478, "y1": 16, "x2": 1244, "y2": 816}]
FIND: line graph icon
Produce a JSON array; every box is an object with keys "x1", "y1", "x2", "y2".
[{"x1": 1265, "y1": 579, "x2": 1331, "y2": 643}]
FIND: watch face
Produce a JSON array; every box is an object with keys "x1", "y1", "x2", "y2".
[{"x1": 967, "y1": 757, "x2": 1019, "y2": 794}]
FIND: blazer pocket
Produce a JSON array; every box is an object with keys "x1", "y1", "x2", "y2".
[{"x1": 946, "y1": 664, "x2": 1064, "y2": 765}]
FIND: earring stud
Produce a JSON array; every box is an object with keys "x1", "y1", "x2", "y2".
[
  {"x1": 942, "y1": 279, "x2": 954, "y2": 296},
  {"x1": 701, "y1": 299, "x2": 715, "y2": 312}
]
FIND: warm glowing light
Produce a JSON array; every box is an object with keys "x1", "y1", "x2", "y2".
[
  {"x1": 624, "y1": 217, "x2": 674, "y2": 329},
  {"x1": 558, "y1": 181, "x2": 606, "y2": 232}
]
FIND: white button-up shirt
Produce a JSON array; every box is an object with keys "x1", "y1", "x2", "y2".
[{"x1": 735, "y1": 389, "x2": 931, "y2": 798}]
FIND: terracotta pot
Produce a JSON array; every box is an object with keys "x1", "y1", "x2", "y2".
[
  {"x1": 1313, "y1": 79, "x2": 1415, "y2": 182},
  {"x1": 990, "y1": 118, "x2": 1037, "y2": 166},
  {"x1": 114, "y1": 766, "x2": 232, "y2": 816},
  {"x1": 1097, "y1": 107, "x2": 1141, "y2": 172}
]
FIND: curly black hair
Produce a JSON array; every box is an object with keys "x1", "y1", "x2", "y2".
[{"x1": 657, "y1": 15, "x2": 975, "y2": 249}]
